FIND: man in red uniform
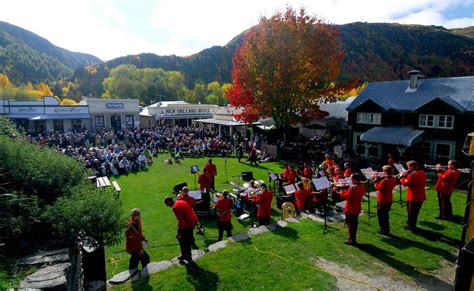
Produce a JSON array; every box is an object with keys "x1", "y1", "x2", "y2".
[
  {"x1": 303, "y1": 162, "x2": 312, "y2": 179},
  {"x1": 164, "y1": 196, "x2": 199, "y2": 263},
  {"x1": 198, "y1": 168, "x2": 212, "y2": 191},
  {"x1": 178, "y1": 186, "x2": 196, "y2": 209},
  {"x1": 295, "y1": 182, "x2": 312, "y2": 213},
  {"x1": 287, "y1": 165, "x2": 297, "y2": 185},
  {"x1": 339, "y1": 173, "x2": 366, "y2": 246},
  {"x1": 320, "y1": 154, "x2": 335, "y2": 177},
  {"x1": 374, "y1": 165, "x2": 397, "y2": 235},
  {"x1": 255, "y1": 184, "x2": 273, "y2": 226},
  {"x1": 126, "y1": 208, "x2": 150, "y2": 270},
  {"x1": 204, "y1": 159, "x2": 217, "y2": 191},
  {"x1": 343, "y1": 162, "x2": 353, "y2": 178},
  {"x1": 215, "y1": 190, "x2": 234, "y2": 241},
  {"x1": 400, "y1": 160, "x2": 426, "y2": 231},
  {"x1": 434, "y1": 160, "x2": 460, "y2": 220}
]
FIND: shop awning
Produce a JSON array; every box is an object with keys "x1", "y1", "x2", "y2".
[
  {"x1": 193, "y1": 118, "x2": 259, "y2": 127},
  {"x1": 29, "y1": 114, "x2": 91, "y2": 120},
  {"x1": 7, "y1": 114, "x2": 37, "y2": 119},
  {"x1": 360, "y1": 126, "x2": 424, "y2": 147}
]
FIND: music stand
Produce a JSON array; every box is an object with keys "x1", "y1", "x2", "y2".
[
  {"x1": 191, "y1": 165, "x2": 199, "y2": 190},
  {"x1": 313, "y1": 177, "x2": 331, "y2": 233},
  {"x1": 394, "y1": 163, "x2": 406, "y2": 207},
  {"x1": 268, "y1": 171, "x2": 279, "y2": 191}
]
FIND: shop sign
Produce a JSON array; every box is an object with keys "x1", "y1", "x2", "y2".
[{"x1": 106, "y1": 103, "x2": 124, "y2": 109}]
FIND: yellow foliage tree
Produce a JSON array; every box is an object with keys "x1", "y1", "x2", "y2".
[
  {"x1": 35, "y1": 82, "x2": 54, "y2": 96},
  {"x1": 0, "y1": 74, "x2": 12, "y2": 89},
  {"x1": 60, "y1": 98, "x2": 78, "y2": 105}
]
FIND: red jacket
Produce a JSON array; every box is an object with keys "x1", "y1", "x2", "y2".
[
  {"x1": 126, "y1": 218, "x2": 144, "y2": 254},
  {"x1": 287, "y1": 170, "x2": 297, "y2": 185},
  {"x1": 434, "y1": 169, "x2": 460, "y2": 195},
  {"x1": 303, "y1": 167, "x2": 312, "y2": 179},
  {"x1": 340, "y1": 184, "x2": 365, "y2": 215},
  {"x1": 295, "y1": 188, "x2": 311, "y2": 211},
  {"x1": 256, "y1": 189, "x2": 273, "y2": 218},
  {"x1": 374, "y1": 176, "x2": 397, "y2": 204},
  {"x1": 400, "y1": 170, "x2": 426, "y2": 202},
  {"x1": 173, "y1": 200, "x2": 199, "y2": 230},
  {"x1": 215, "y1": 197, "x2": 233, "y2": 222},
  {"x1": 198, "y1": 172, "x2": 212, "y2": 191},
  {"x1": 205, "y1": 163, "x2": 217, "y2": 177},
  {"x1": 179, "y1": 194, "x2": 196, "y2": 209},
  {"x1": 344, "y1": 168, "x2": 352, "y2": 178}
]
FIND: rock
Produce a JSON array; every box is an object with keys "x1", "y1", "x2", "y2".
[
  {"x1": 191, "y1": 249, "x2": 205, "y2": 261},
  {"x1": 248, "y1": 225, "x2": 270, "y2": 236},
  {"x1": 109, "y1": 269, "x2": 138, "y2": 284},
  {"x1": 228, "y1": 232, "x2": 250, "y2": 243},
  {"x1": 144, "y1": 261, "x2": 173, "y2": 275},
  {"x1": 308, "y1": 214, "x2": 325, "y2": 223},
  {"x1": 275, "y1": 220, "x2": 288, "y2": 228},
  {"x1": 267, "y1": 223, "x2": 278, "y2": 231},
  {"x1": 297, "y1": 212, "x2": 309, "y2": 219},
  {"x1": 285, "y1": 217, "x2": 299, "y2": 223},
  {"x1": 335, "y1": 201, "x2": 346, "y2": 211},
  {"x1": 20, "y1": 263, "x2": 70, "y2": 289},
  {"x1": 16, "y1": 248, "x2": 69, "y2": 267},
  {"x1": 207, "y1": 241, "x2": 228, "y2": 252}
]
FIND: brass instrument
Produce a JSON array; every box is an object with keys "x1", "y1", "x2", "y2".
[
  {"x1": 424, "y1": 164, "x2": 445, "y2": 171},
  {"x1": 281, "y1": 202, "x2": 297, "y2": 220}
]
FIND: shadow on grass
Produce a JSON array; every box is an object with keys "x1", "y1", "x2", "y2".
[
  {"x1": 132, "y1": 268, "x2": 152, "y2": 291},
  {"x1": 413, "y1": 228, "x2": 461, "y2": 248},
  {"x1": 418, "y1": 220, "x2": 446, "y2": 231},
  {"x1": 185, "y1": 262, "x2": 219, "y2": 291},
  {"x1": 380, "y1": 233, "x2": 457, "y2": 263},
  {"x1": 272, "y1": 225, "x2": 300, "y2": 241},
  {"x1": 357, "y1": 243, "x2": 453, "y2": 289}
]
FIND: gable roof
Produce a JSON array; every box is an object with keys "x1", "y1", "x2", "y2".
[{"x1": 347, "y1": 76, "x2": 474, "y2": 113}]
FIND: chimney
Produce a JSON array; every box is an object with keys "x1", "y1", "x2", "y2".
[{"x1": 407, "y1": 70, "x2": 422, "y2": 89}]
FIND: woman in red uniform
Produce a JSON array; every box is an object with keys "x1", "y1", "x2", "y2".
[
  {"x1": 434, "y1": 160, "x2": 460, "y2": 220},
  {"x1": 255, "y1": 184, "x2": 273, "y2": 226},
  {"x1": 400, "y1": 160, "x2": 426, "y2": 231},
  {"x1": 215, "y1": 190, "x2": 234, "y2": 241},
  {"x1": 339, "y1": 173, "x2": 366, "y2": 246},
  {"x1": 374, "y1": 165, "x2": 397, "y2": 235},
  {"x1": 126, "y1": 208, "x2": 150, "y2": 270}
]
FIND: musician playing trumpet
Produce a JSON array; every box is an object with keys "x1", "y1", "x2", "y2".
[
  {"x1": 434, "y1": 160, "x2": 460, "y2": 220},
  {"x1": 399, "y1": 160, "x2": 426, "y2": 231},
  {"x1": 215, "y1": 190, "x2": 234, "y2": 241},
  {"x1": 339, "y1": 173, "x2": 366, "y2": 246},
  {"x1": 373, "y1": 165, "x2": 397, "y2": 235}
]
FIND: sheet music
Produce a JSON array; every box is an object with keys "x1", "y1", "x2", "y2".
[
  {"x1": 283, "y1": 184, "x2": 296, "y2": 194},
  {"x1": 269, "y1": 172, "x2": 278, "y2": 181},
  {"x1": 312, "y1": 177, "x2": 331, "y2": 191},
  {"x1": 393, "y1": 163, "x2": 406, "y2": 174},
  {"x1": 188, "y1": 190, "x2": 202, "y2": 200},
  {"x1": 344, "y1": 177, "x2": 353, "y2": 187}
]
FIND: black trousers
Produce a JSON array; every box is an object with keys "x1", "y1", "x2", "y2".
[
  {"x1": 258, "y1": 216, "x2": 271, "y2": 226},
  {"x1": 377, "y1": 202, "x2": 392, "y2": 234},
  {"x1": 345, "y1": 212, "x2": 359, "y2": 244},
  {"x1": 129, "y1": 249, "x2": 150, "y2": 270},
  {"x1": 407, "y1": 201, "x2": 423, "y2": 229},
  {"x1": 217, "y1": 220, "x2": 233, "y2": 241},
  {"x1": 437, "y1": 191, "x2": 453, "y2": 219},
  {"x1": 178, "y1": 227, "x2": 195, "y2": 260}
]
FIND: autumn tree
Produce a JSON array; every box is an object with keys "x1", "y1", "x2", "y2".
[
  {"x1": 226, "y1": 7, "x2": 351, "y2": 135},
  {"x1": 0, "y1": 74, "x2": 12, "y2": 89}
]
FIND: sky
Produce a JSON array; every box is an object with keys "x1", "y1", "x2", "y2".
[{"x1": 0, "y1": 0, "x2": 472, "y2": 61}]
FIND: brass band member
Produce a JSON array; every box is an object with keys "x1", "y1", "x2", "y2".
[
  {"x1": 339, "y1": 173, "x2": 366, "y2": 246},
  {"x1": 215, "y1": 190, "x2": 234, "y2": 241},
  {"x1": 126, "y1": 208, "x2": 150, "y2": 270},
  {"x1": 255, "y1": 184, "x2": 273, "y2": 226},
  {"x1": 320, "y1": 154, "x2": 335, "y2": 177},
  {"x1": 434, "y1": 160, "x2": 460, "y2": 220},
  {"x1": 295, "y1": 181, "x2": 312, "y2": 213},
  {"x1": 400, "y1": 160, "x2": 426, "y2": 231},
  {"x1": 374, "y1": 165, "x2": 397, "y2": 235}
]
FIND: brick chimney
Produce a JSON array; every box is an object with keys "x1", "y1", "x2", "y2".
[{"x1": 408, "y1": 70, "x2": 422, "y2": 89}]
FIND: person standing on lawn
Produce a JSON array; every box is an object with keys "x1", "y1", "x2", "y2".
[
  {"x1": 126, "y1": 208, "x2": 150, "y2": 270},
  {"x1": 204, "y1": 159, "x2": 217, "y2": 191},
  {"x1": 374, "y1": 165, "x2": 397, "y2": 235},
  {"x1": 400, "y1": 160, "x2": 426, "y2": 231},
  {"x1": 339, "y1": 173, "x2": 366, "y2": 246},
  {"x1": 164, "y1": 196, "x2": 199, "y2": 264},
  {"x1": 434, "y1": 160, "x2": 460, "y2": 220},
  {"x1": 215, "y1": 190, "x2": 234, "y2": 241},
  {"x1": 254, "y1": 184, "x2": 273, "y2": 226}
]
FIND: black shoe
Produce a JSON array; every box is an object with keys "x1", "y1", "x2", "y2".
[
  {"x1": 191, "y1": 243, "x2": 199, "y2": 250},
  {"x1": 177, "y1": 256, "x2": 185, "y2": 261}
]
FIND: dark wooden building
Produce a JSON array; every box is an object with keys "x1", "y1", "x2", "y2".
[{"x1": 346, "y1": 72, "x2": 474, "y2": 167}]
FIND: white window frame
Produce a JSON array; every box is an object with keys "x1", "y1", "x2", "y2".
[
  {"x1": 357, "y1": 112, "x2": 381, "y2": 125},
  {"x1": 419, "y1": 114, "x2": 454, "y2": 129},
  {"x1": 353, "y1": 132, "x2": 381, "y2": 159},
  {"x1": 433, "y1": 141, "x2": 455, "y2": 160}
]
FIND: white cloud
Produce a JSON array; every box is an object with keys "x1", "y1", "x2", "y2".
[{"x1": 0, "y1": 0, "x2": 472, "y2": 59}]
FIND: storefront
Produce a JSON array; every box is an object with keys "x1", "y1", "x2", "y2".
[
  {"x1": 79, "y1": 98, "x2": 139, "y2": 130},
  {"x1": 145, "y1": 101, "x2": 218, "y2": 127},
  {"x1": 0, "y1": 96, "x2": 140, "y2": 132}
]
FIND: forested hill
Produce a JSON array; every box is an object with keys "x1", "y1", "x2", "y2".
[
  {"x1": 0, "y1": 21, "x2": 101, "y2": 84},
  {"x1": 72, "y1": 22, "x2": 474, "y2": 96}
]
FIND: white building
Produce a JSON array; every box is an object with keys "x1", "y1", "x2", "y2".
[
  {"x1": 0, "y1": 96, "x2": 139, "y2": 132},
  {"x1": 141, "y1": 101, "x2": 219, "y2": 127}
]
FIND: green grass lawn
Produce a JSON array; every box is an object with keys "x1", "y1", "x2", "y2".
[{"x1": 107, "y1": 154, "x2": 465, "y2": 290}]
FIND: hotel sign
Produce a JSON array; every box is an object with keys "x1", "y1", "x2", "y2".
[
  {"x1": 45, "y1": 106, "x2": 89, "y2": 114},
  {"x1": 106, "y1": 103, "x2": 124, "y2": 109}
]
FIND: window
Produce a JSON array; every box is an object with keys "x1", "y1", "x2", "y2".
[
  {"x1": 53, "y1": 120, "x2": 64, "y2": 132},
  {"x1": 352, "y1": 132, "x2": 381, "y2": 159},
  {"x1": 356, "y1": 112, "x2": 381, "y2": 125},
  {"x1": 419, "y1": 114, "x2": 454, "y2": 129},
  {"x1": 94, "y1": 115, "x2": 105, "y2": 130},
  {"x1": 125, "y1": 115, "x2": 134, "y2": 129},
  {"x1": 435, "y1": 143, "x2": 452, "y2": 161}
]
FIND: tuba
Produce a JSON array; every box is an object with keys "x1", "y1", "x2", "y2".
[{"x1": 281, "y1": 202, "x2": 297, "y2": 220}]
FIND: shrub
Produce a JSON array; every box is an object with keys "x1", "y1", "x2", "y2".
[
  {"x1": 0, "y1": 135, "x2": 85, "y2": 201},
  {"x1": 44, "y1": 183, "x2": 124, "y2": 246}
]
